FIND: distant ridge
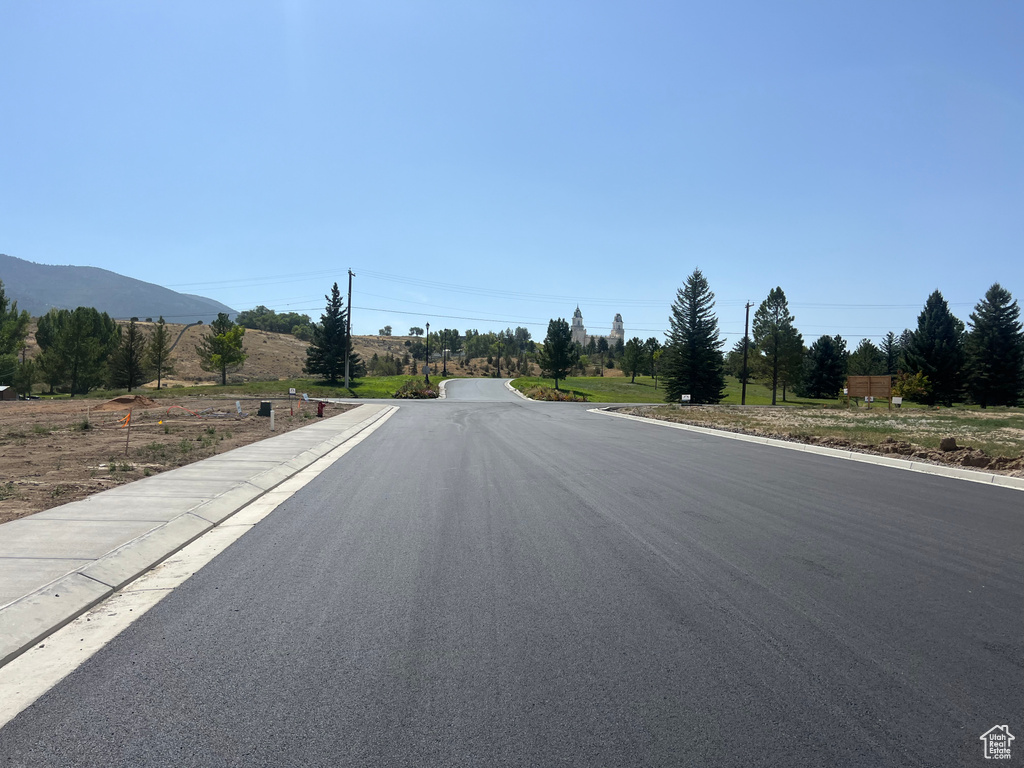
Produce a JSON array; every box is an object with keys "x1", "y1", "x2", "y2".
[{"x1": 0, "y1": 253, "x2": 236, "y2": 322}]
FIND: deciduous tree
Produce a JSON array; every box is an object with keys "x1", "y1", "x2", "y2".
[
  {"x1": 196, "y1": 313, "x2": 248, "y2": 386},
  {"x1": 620, "y1": 337, "x2": 645, "y2": 383}
]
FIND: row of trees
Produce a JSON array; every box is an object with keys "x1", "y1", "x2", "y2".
[
  {"x1": 723, "y1": 284, "x2": 1024, "y2": 407},
  {"x1": 530, "y1": 272, "x2": 1024, "y2": 409},
  {"x1": 0, "y1": 273, "x2": 257, "y2": 395},
  {"x1": 235, "y1": 305, "x2": 314, "y2": 340}
]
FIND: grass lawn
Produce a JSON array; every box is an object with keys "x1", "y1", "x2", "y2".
[
  {"x1": 80, "y1": 375, "x2": 450, "y2": 401},
  {"x1": 510, "y1": 376, "x2": 668, "y2": 403},
  {"x1": 510, "y1": 375, "x2": 845, "y2": 406}
]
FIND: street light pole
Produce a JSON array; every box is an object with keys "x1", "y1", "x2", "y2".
[
  {"x1": 424, "y1": 322, "x2": 430, "y2": 384},
  {"x1": 344, "y1": 269, "x2": 354, "y2": 390},
  {"x1": 741, "y1": 301, "x2": 752, "y2": 406}
]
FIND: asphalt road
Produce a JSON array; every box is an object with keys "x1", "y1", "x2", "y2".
[{"x1": 2, "y1": 379, "x2": 1022, "y2": 766}]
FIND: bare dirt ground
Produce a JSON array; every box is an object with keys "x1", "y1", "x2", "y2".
[
  {"x1": 620, "y1": 404, "x2": 1024, "y2": 476},
  {"x1": 0, "y1": 395, "x2": 354, "y2": 524}
]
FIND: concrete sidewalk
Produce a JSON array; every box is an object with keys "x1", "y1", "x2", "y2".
[{"x1": 0, "y1": 403, "x2": 395, "y2": 668}]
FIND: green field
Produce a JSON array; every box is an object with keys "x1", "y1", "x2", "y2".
[
  {"x1": 74, "y1": 375, "x2": 450, "y2": 401},
  {"x1": 510, "y1": 375, "x2": 846, "y2": 405}
]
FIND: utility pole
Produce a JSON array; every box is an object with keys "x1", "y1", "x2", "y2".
[
  {"x1": 496, "y1": 336, "x2": 502, "y2": 378},
  {"x1": 424, "y1": 322, "x2": 430, "y2": 384},
  {"x1": 344, "y1": 269, "x2": 355, "y2": 389},
  {"x1": 741, "y1": 301, "x2": 752, "y2": 405},
  {"x1": 442, "y1": 329, "x2": 448, "y2": 376}
]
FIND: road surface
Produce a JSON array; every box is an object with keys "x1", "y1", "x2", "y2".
[{"x1": 1, "y1": 379, "x2": 1021, "y2": 766}]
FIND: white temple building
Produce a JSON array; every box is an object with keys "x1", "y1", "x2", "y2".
[{"x1": 570, "y1": 306, "x2": 624, "y2": 347}]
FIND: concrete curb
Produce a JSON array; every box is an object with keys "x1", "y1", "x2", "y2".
[
  {"x1": 0, "y1": 404, "x2": 397, "y2": 668},
  {"x1": 591, "y1": 407, "x2": 1024, "y2": 493},
  {"x1": 504, "y1": 379, "x2": 532, "y2": 401}
]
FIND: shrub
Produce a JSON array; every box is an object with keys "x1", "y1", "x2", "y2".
[
  {"x1": 525, "y1": 385, "x2": 587, "y2": 402},
  {"x1": 392, "y1": 380, "x2": 439, "y2": 399},
  {"x1": 893, "y1": 371, "x2": 932, "y2": 403}
]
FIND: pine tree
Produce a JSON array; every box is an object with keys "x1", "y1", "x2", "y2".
[
  {"x1": 196, "y1": 313, "x2": 247, "y2": 385},
  {"x1": 109, "y1": 319, "x2": 149, "y2": 391},
  {"x1": 305, "y1": 283, "x2": 352, "y2": 384},
  {"x1": 752, "y1": 287, "x2": 800, "y2": 406},
  {"x1": 798, "y1": 335, "x2": 848, "y2": 398},
  {"x1": 880, "y1": 332, "x2": 900, "y2": 375},
  {"x1": 536, "y1": 318, "x2": 577, "y2": 390},
  {"x1": 965, "y1": 283, "x2": 1024, "y2": 407},
  {"x1": 145, "y1": 316, "x2": 176, "y2": 389},
  {"x1": 662, "y1": 269, "x2": 725, "y2": 404},
  {"x1": 903, "y1": 291, "x2": 964, "y2": 406},
  {"x1": 848, "y1": 338, "x2": 885, "y2": 376},
  {"x1": 0, "y1": 279, "x2": 30, "y2": 361},
  {"x1": 35, "y1": 307, "x2": 120, "y2": 395}
]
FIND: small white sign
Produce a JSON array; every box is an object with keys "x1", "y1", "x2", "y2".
[
  {"x1": 303, "y1": 393, "x2": 309, "y2": 402},
  {"x1": 681, "y1": 394, "x2": 691, "y2": 402},
  {"x1": 892, "y1": 396, "x2": 902, "y2": 405},
  {"x1": 236, "y1": 401, "x2": 242, "y2": 414},
  {"x1": 288, "y1": 387, "x2": 296, "y2": 396},
  {"x1": 843, "y1": 388, "x2": 849, "y2": 395}
]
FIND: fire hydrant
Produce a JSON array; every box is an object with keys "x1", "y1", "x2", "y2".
[{"x1": 317, "y1": 401, "x2": 326, "y2": 418}]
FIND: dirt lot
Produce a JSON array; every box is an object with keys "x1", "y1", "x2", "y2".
[
  {"x1": 0, "y1": 395, "x2": 354, "y2": 524},
  {"x1": 619, "y1": 404, "x2": 1024, "y2": 476}
]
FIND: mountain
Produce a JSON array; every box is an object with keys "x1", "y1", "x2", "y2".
[{"x1": 0, "y1": 253, "x2": 236, "y2": 322}]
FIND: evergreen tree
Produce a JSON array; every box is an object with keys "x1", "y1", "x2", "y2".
[
  {"x1": 903, "y1": 291, "x2": 964, "y2": 406},
  {"x1": 724, "y1": 336, "x2": 752, "y2": 381},
  {"x1": 620, "y1": 337, "x2": 645, "y2": 383},
  {"x1": 145, "y1": 317, "x2": 176, "y2": 389},
  {"x1": 662, "y1": 268, "x2": 725, "y2": 404},
  {"x1": 880, "y1": 332, "x2": 900, "y2": 375},
  {"x1": 848, "y1": 338, "x2": 885, "y2": 376},
  {"x1": 798, "y1": 335, "x2": 848, "y2": 398},
  {"x1": 965, "y1": 283, "x2": 1024, "y2": 407},
  {"x1": 108, "y1": 319, "x2": 149, "y2": 391},
  {"x1": 537, "y1": 318, "x2": 577, "y2": 390},
  {"x1": 0, "y1": 279, "x2": 30, "y2": 360},
  {"x1": 196, "y1": 313, "x2": 247, "y2": 385},
  {"x1": 752, "y1": 287, "x2": 800, "y2": 405},
  {"x1": 897, "y1": 329, "x2": 914, "y2": 372},
  {"x1": 35, "y1": 307, "x2": 120, "y2": 395},
  {"x1": 305, "y1": 283, "x2": 351, "y2": 384}
]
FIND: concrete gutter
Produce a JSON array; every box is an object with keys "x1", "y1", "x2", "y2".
[
  {"x1": 592, "y1": 408, "x2": 1024, "y2": 492},
  {"x1": 0, "y1": 404, "x2": 396, "y2": 668},
  {"x1": 503, "y1": 379, "x2": 532, "y2": 401}
]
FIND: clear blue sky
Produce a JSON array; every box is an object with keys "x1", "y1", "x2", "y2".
[{"x1": 2, "y1": 2, "x2": 1021, "y2": 345}]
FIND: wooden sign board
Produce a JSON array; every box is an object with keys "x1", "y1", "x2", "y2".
[{"x1": 846, "y1": 375, "x2": 892, "y2": 408}]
